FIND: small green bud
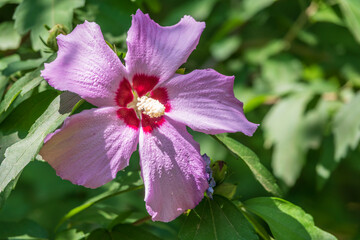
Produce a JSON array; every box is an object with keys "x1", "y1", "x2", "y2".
[
  {"x1": 211, "y1": 160, "x2": 227, "y2": 184},
  {"x1": 46, "y1": 24, "x2": 69, "y2": 51},
  {"x1": 175, "y1": 68, "x2": 186, "y2": 74},
  {"x1": 214, "y1": 182, "x2": 237, "y2": 199}
]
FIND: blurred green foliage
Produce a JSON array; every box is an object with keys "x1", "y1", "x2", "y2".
[{"x1": 0, "y1": 0, "x2": 360, "y2": 239}]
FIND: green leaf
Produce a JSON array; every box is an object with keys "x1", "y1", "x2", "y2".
[
  {"x1": 0, "y1": 91, "x2": 58, "y2": 158},
  {"x1": 210, "y1": 36, "x2": 242, "y2": 61},
  {"x1": 76, "y1": 0, "x2": 136, "y2": 41},
  {"x1": 338, "y1": 0, "x2": 360, "y2": 44},
  {"x1": 2, "y1": 57, "x2": 45, "y2": 76},
  {"x1": 13, "y1": 0, "x2": 85, "y2": 51},
  {"x1": 0, "y1": 0, "x2": 21, "y2": 7},
  {"x1": 0, "y1": 75, "x2": 8, "y2": 100},
  {"x1": 311, "y1": 2, "x2": 343, "y2": 26},
  {"x1": 0, "y1": 175, "x2": 20, "y2": 210},
  {"x1": 111, "y1": 224, "x2": 162, "y2": 240},
  {"x1": 261, "y1": 55, "x2": 303, "y2": 94},
  {"x1": 56, "y1": 171, "x2": 143, "y2": 231},
  {"x1": 244, "y1": 40, "x2": 286, "y2": 64},
  {"x1": 0, "y1": 92, "x2": 81, "y2": 194},
  {"x1": 164, "y1": 0, "x2": 217, "y2": 24},
  {"x1": 88, "y1": 228, "x2": 112, "y2": 240},
  {"x1": 0, "y1": 219, "x2": 48, "y2": 239},
  {"x1": 0, "y1": 21, "x2": 21, "y2": 50},
  {"x1": 316, "y1": 136, "x2": 338, "y2": 190},
  {"x1": 244, "y1": 197, "x2": 337, "y2": 240},
  {"x1": 0, "y1": 90, "x2": 58, "y2": 209},
  {"x1": 263, "y1": 93, "x2": 313, "y2": 187},
  {"x1": 55, "y1": 229, "x2": 86, "y2": 240},
  {"x1": 0, "y1": 72, "x2": 43, "y2": 123},
  {"x1": 0, "y1": 54, "x2": 20, "y2": 72},
  {"x1": 239, "y1": 206, "x2": 272, "y2": 240},
  {"x1": 108, "y1": 211, "x2": 133, "y2": 229},
  {"x1": 214, "y1": 134, "x2": 283, "y2": 197},
  {"x1": 0, "y1": 55, "x2": 21, "y2": 99},
  {"x1": 179, "y1": 195, "x2": 258, "y2": 240},
  {"x1": 0, "y1": 71, "x2": 40, "y2": 113},
  {"x1": 0, "y1": 54, "x2": 55, "y2": 124},
  {"x1": 237, "y1": 0, "x2": 276, "y2": 22},
  {"x1": 333, "y1": 91, "x2": 360, "y2": 160}
]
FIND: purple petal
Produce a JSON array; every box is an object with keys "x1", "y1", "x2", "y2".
[
  {"x1": 139, "y1": 117, "x2": 208, "y2": 222},
  {"x1": 162, "y1": 69, "x2": 259, "y2": 135},
  {"x1": 40, "y1": 107, "x2": 139, "y2": 188},
  {"x1": 125, "y1": 9, "x2": 205, "y2": 83},
  {"x1": 41, "y1": 21, "x2": 126, "y2": 107}
]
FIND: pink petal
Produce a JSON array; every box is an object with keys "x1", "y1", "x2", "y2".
[
  {"x1": 125, "y1": 9, "x2": 205, "y2": 83},
  {"x1": 41, "y1": 21, "x2": 126, "y2": 108},
  {"x1": 162, "y1": 69, "x2": 259, "y2": 135},
  {"x1": 139, "y1": 117, "x2": 208, "y2": 222},
  {"x1": 40, "y1": 107, "x2": 139, "y2": 188}
]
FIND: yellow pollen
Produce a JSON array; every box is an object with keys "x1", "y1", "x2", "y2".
[{"x1": 136, "y1": 96, "x2": 165, "y2": 118}]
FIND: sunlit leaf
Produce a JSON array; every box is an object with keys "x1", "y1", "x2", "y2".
[
  {"x1": 311, "y1": 2, "x2": 343, "y2": 26},
  {"x1": 0, "y1": 71, "x2": 43, "y2": 123},
  {"x1": 244, "y1": 197, "x2": 337, "y2": 240},
  {"x1": 0, "y1": 21, "x2": 21, "y2": 50},
  {"x1": 261, "y1": 55, "x2": 303, "y2": 94},
  {"x1": 333, "y1": 91, "x2": 360, "y2": 160},
  {"x1": 0, "y1": 90, "x2": 58, "y2": 208},
  {"x1": 0, "y1": 54, "x2": 20, "y2": 72},
  {"x1": 215, "y1": 134, "x2": 283, "y2": 197},
  {"x1": 2, "y1": 57, "x2": 45, "y2": 77},
  {"x1": 210, "y1": 36, "x2": 241, "y2": 61},
  {"x1": 0, "y1": 54, "x2": 55, "y2": 124},
  {"x1": 263, "y1": 93, "x2": 313, "y2": 187},
  {"x1": 338, "y1": 0, "x2": 360, "y2": 44},
  {"x1": 0, "y1": 92, "x2": 81, "y2": 194}
]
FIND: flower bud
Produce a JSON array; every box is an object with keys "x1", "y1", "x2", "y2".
[
  {"x1": 47, "y1": 24, "x2": 69, "y2": 51},
  {"x1": 214, "y1": 182, "x2": 237, "y2": 199},
  {"x1": 211, "y1": 160, "x2": 227, "y2": 184}
]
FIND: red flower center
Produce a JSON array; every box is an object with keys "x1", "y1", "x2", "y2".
[{"x1": 115, "y1": 74, "x2": 171, "y2": 133}]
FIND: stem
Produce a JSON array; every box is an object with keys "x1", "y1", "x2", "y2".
[
  {"x1": 132, "y1": 215, "x2": 152, "y2": 226},
  {"x1": 283, "y1": 1, "x2": 318, "y2": 48}
]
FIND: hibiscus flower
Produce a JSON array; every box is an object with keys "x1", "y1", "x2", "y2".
[{"x1": 40, "y1": 9, "x2": 258, "y2": 222}]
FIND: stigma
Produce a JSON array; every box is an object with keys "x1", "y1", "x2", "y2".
[{"x1": 136, "y1": 96, "x2": 165, "y2": 118}]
